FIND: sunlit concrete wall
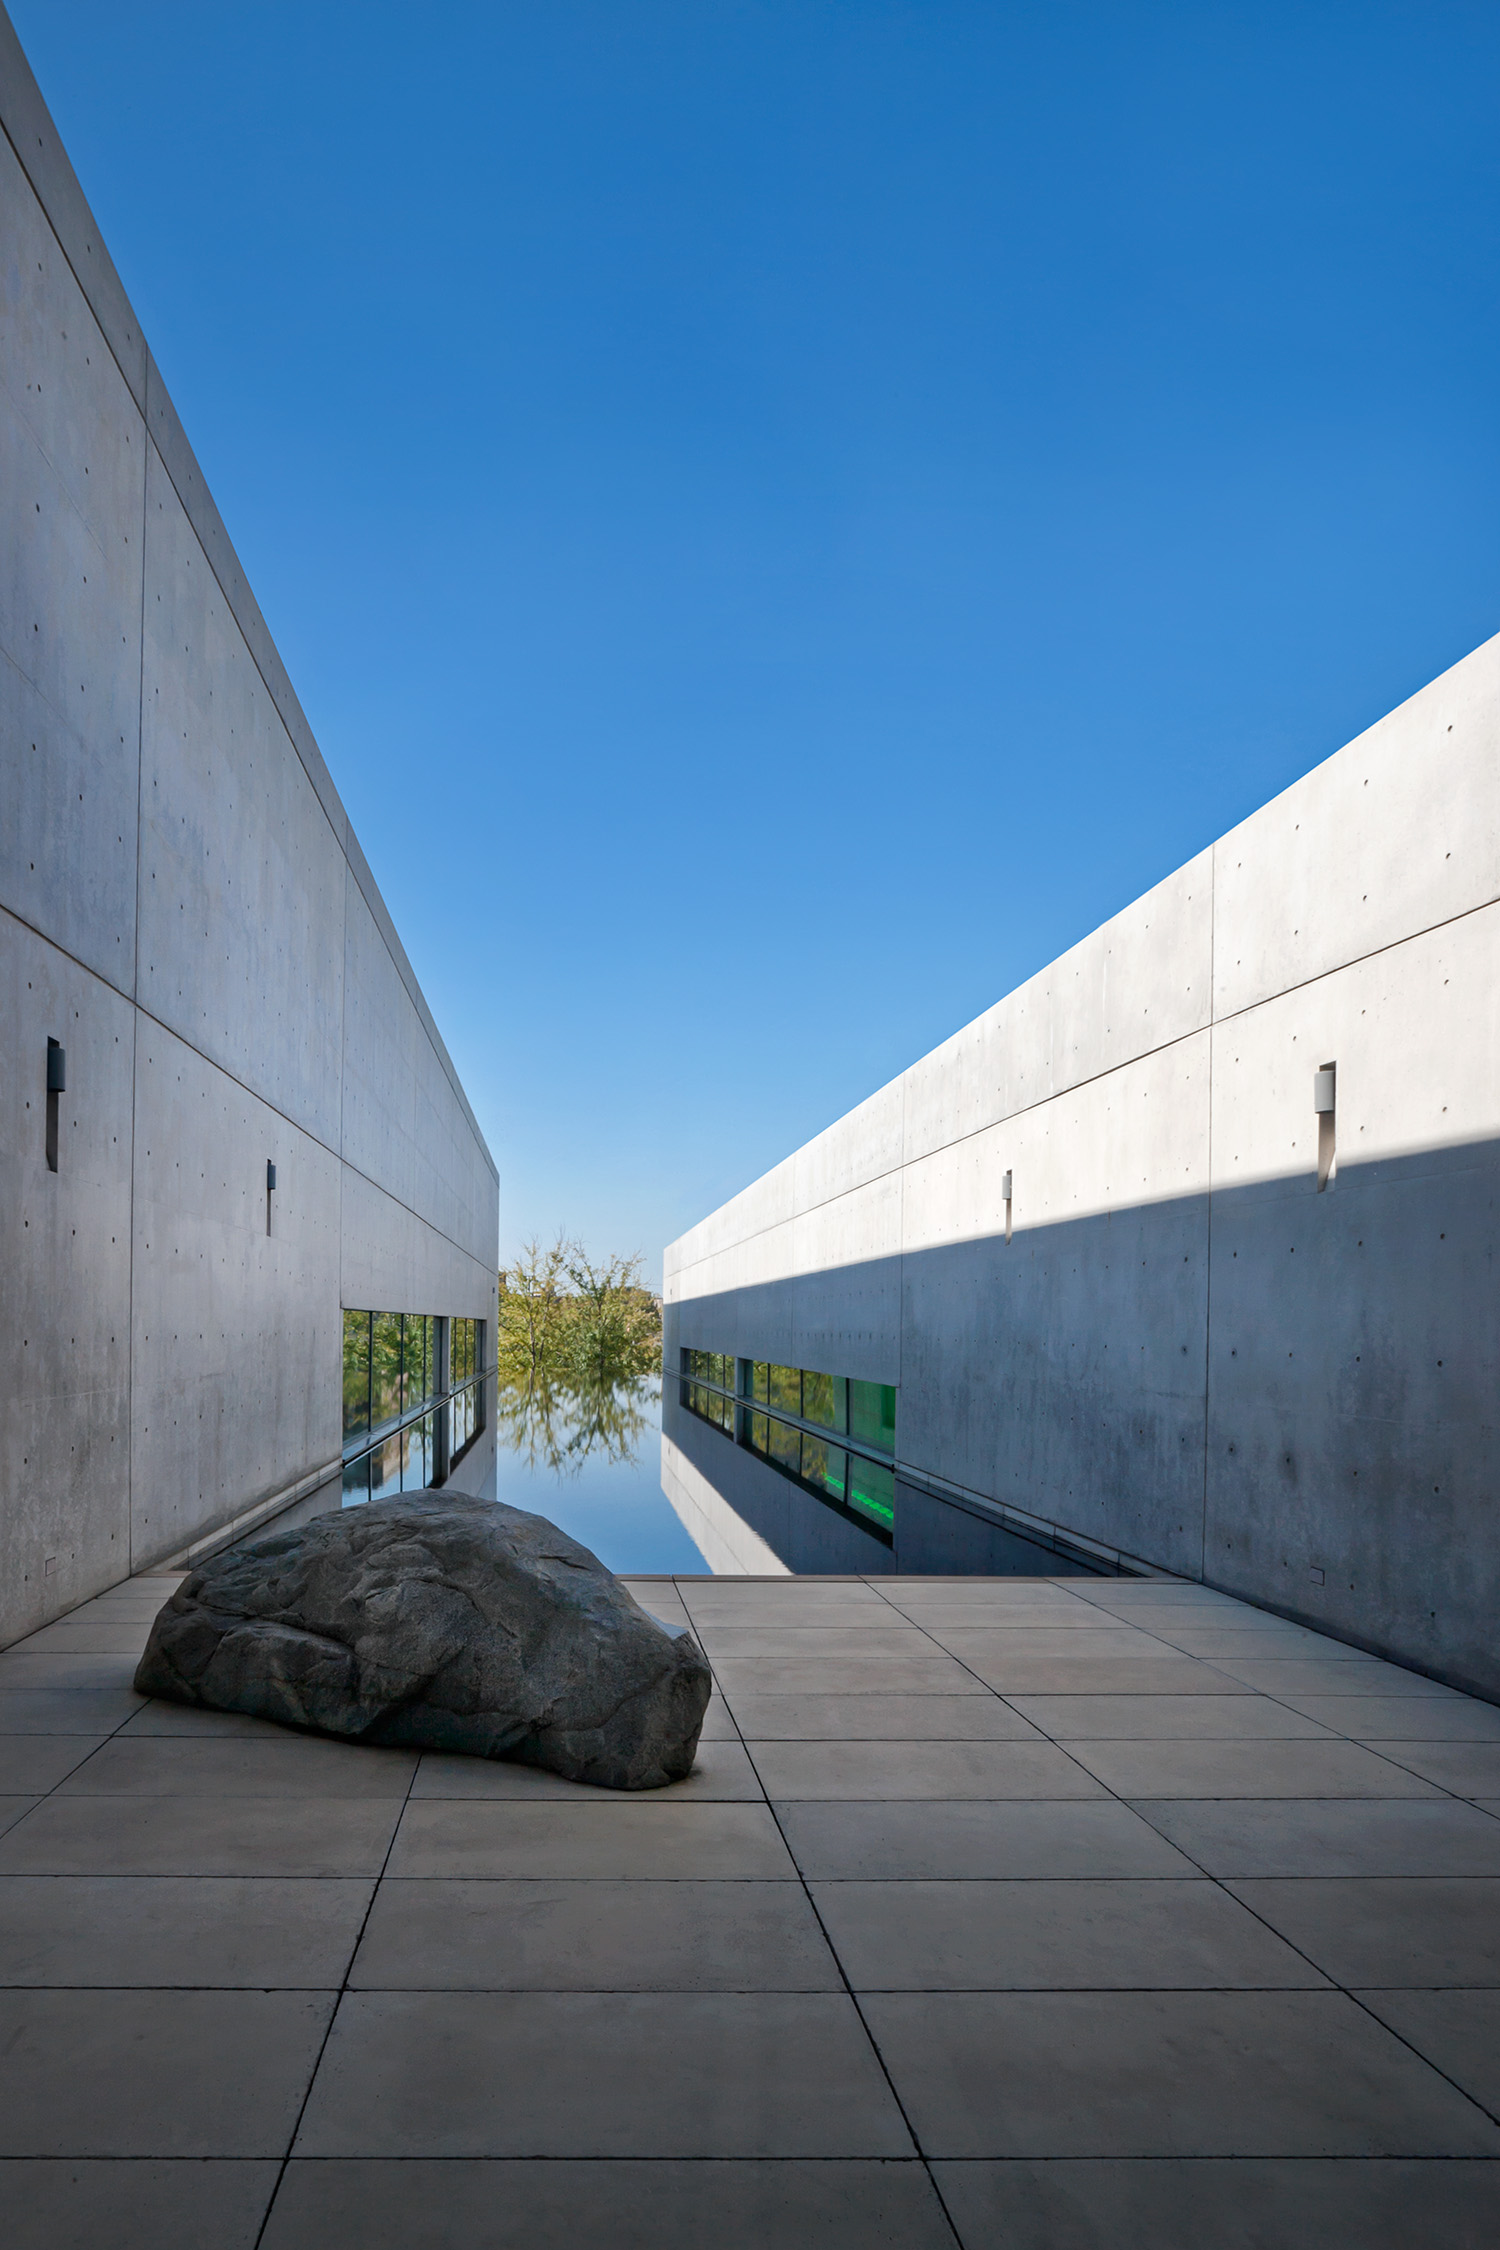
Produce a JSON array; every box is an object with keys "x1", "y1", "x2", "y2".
[
  {"x1": 0, "y1": 10, "x2": 498, "y2": 1645},
  {"x1": 665, "y1": 633, "x2": 1499, "y2": 1694}
]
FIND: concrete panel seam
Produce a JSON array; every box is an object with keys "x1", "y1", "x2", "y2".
[
  {"x1": 669, "y1": 889, "x2": 1500, "y2": 1267},
  {"x1": 1206, "y1": 890, "x2": 1500, "y2": 1036}
]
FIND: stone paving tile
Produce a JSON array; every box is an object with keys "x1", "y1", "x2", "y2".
[
  {"x1": 931, "y1": 2156, "x2": 1500, "y2": 2249},
  {"x1": 0, "y1": 1989, "x2": 335, "y2": 2155},
  {"x1": 0, "y1": 1796, "x2": 39, "y2": 1839},
  {"x1": 1225, "y1": 1878, "x2": 1500, "y2": 1988},
  {"x1": 749, "y1": 1738, "x2": 1106, "y2": 1801},
  {"x1": 1369, "y1": 1742, "x2": 1500, "y2": 1798},
  {"x1": 1356, "y1": 1989, "x2": 1500, "y2": 2117},
  {"x1": 722, "y1": 1692, "x2": 1042, "y2": 1740},
  {"x1": 692, "y1": 1626, "x2": 927, "y2": 1660},
  {"x1": 0, "y1": 1736, "x2": 109, "y2": 1792},
  {"x1": 861, "y1": 1989, "x2": 1500, "y2": 2156},
  {"x1": 352, "y1": 1878, "x2": 839, "y2": 1990},
  {"x1": 813, "y1": 1877, "x2": 1326, "y2": 1991},
  {"x1": 294, "y1": 1991, "x2": 914, "y2": 2157},
  {"x1": 1137, "y1": 1626, "x2": 1351, "y2": 1660},
  {"x1": 260, "y1": 2157, "x2": 955, "y2": 2249},
  {"x1": 0, "y1": 1793, "x2": 402, "y2": 1877},
  {"x1": 935, "y1": 1650, "x2": 1250, "y2": 1697},
  {"x1": 12, "y1": 1621, "x2": 161, "y2": 1656},
  {"x1": 0, "y1": 1653, "x2": 147, "y2": 1733},
  {"x1": 711, "y1": 1648, "x2": 980, "y2": 1696},
  {"x1": 1069, "y1": 1588, "x2": 1257, "y2": 1614},
  {"x1": 54, "y1": 1735, "x2": 418, "y2": 1799},
  {"x1": 1283, "y1": 1695, "x2": 1500, "y2": 1740},
  {"x1": 1205, "y1": 1658, "x2": 1454, "y2": 1697},
  {"x1": 387, "y1": 1799, "x2": 797, "y2": 1879},
  {"x1": 1129, "y1": 1797, "x2": 1500, "y2": 1877},
  {"x1": 1009, "y1": 1695, "x2": 1336, "y2": 1740},
  {"x1": 0, "y1": 2160, "x2": 278, "y2": 2250},
  {"x1": 884, "y1": 1602, "x2": 1122, "y2": 1630},
  {"x1": 778, "y1": 1799, "x2": 1198, "y2": 1880},
  {"x1": 0, "y1": 1875, "x2": 374, "y2": 1987},
  {"x1": 686, "y1": 1608, "x2": 913, "y2": 1635},
  {"x1": 927, "y1": 1627, "x2": 1172, "y2": 1664},
  {"x1": 118, "y1": 1702, "x2": 313, "y2": 1738},
  {"x1": 1065, "y1": 1738, "x2": 1444, "y2": 1799},
  {"x1": 408, "y1": 1737, "x2": 763, "y2": 1801}
]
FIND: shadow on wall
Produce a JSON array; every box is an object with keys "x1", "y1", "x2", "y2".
[{"x1": 666, "y1": 1135, "x2": 1499, "y2": 1699}]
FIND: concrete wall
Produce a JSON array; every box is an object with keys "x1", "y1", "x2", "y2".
[
  {"x1": 0, "y1": 10, "x2": 498, "y2": 1644},
  {"x1": 665, "y1": 633, "x2": 1499, "y2": 1695}
]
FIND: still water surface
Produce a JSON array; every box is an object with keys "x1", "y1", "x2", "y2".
[{"x1": 493, "y1": 1374, "x2": 709, "y2": 1575}]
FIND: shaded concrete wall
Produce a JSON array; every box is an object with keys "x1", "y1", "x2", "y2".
[
  {"x1": 0, "y1": 11, "x2": 498, "y2": 1643},
  {"x1": 665, "y1": 634, "x2": 1499, "y2": 1694}
]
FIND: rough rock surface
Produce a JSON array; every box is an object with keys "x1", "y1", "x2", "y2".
[{"x1": 134, "y1": 1492, "x2": 712, "y2": 1789}]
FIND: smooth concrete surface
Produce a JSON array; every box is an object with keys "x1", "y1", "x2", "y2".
[
  {"x1": 664, "y1": 632, "x2": 1500, "y2": 1692},
  {"x1": 2, "y1": 1575, "x2": 1499, "y2": 2247},
  {"x1": 0, "y1": 9, "x2": 498, "y2": 1642}
]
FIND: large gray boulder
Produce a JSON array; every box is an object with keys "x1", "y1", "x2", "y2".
[{"x1": 134, "y1": 1491, "x2": 712, "y2": 1789}]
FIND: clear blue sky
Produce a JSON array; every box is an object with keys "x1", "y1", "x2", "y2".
[{"x1": 16, "y1": 1, "x2": 1498, "y2": 1285}]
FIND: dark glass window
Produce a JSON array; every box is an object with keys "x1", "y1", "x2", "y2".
[
  {"x1": 849, "y1": 1380, "x2": 896, "y2": 1456},
  {"x1": 848, "y1": 1454, "x2": 896, "y2": 1530},
  {"x1": 769, "y1": 1416, "x2": 801, "y2": 1472},
  {"x1": 800, "y1": 1432, "x2": 848, "y2": 1503},
  {"x1": 372, "y1": 1313, "x2": 402, "y2": 1431},
  {"x1": 343, "y1": 1309, "x2": 483, "y2": 1505},
  {"x1": 768, "y1": 1364, "x2": 801, "y2": 1417},
  {"x1": 749, "y1": 1362, "x2": 769, "y2": 1404},
  {"x1": 342, "y1": 1311, "x2": 372, "y2": 1446},
  {"x1": 801, "y1": 1370, "x2": 847, "y2": 1432}
]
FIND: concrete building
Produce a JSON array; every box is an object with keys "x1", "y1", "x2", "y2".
[
  {"x1": 1, "y1": 8, "x2": 498, "y2": 1650},
  {"x1": 664, "y1": 633, "x2": 1499, "y2": 1699}
]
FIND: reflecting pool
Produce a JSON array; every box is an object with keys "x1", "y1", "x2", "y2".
[{"x1": 493, "y1": 1371, "x2": 709, "y2": 1575}]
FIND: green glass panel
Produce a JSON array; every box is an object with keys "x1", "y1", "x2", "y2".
[
  {"x1": 751, "y1": 1362, "x2": 769, "y2": 1404},
  {"x1": 746, "y1": 1411, "x2": 770, "y2": 1456},
  {"x1": 800, "y1": 1432, "x2": 847, "y2": 1501},
  {"x1": 342, "y1": 1310, "x2": 371, "y2": 1447},
  {"x1": 849, "y1": 1380, "x2": 896, "y2": 1455},
  {"x1": 802, "y1": 1370, "x2": 837, "y2": 1429},
  {"x1": 768, "y1": 1365, "x2": 801, "y2": 1417},
  {"x1": 848, "y1": 1454, "x2": 896, "y2": 1529}
]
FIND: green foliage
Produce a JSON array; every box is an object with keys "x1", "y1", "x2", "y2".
[{"x1": 497, "y1": 1235, "x2": 661, "y2": 1389}]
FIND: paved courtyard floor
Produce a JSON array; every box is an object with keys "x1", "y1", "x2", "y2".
[{"x1": 2, "y1": 1568, "x2": 1499, "y2": 2246}]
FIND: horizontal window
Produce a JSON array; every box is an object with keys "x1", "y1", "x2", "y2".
[
  {"x1": 680, "y1": 1345, "x2": 896, "y2": 1544},
  {"x1": 342, "y1": 1310, "x2": 488, "y2": 1500}
]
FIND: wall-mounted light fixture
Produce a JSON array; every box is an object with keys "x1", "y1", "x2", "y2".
[
  {"x1": 266, "y1": 1158, "x2": 277, "y2": 1236},
  {"x1": 1002, "y1": 1169, "x2": 1013, "y2": 1245},
  {"x1": 1313, "y1": 1063, "x2": 1336, "y2": 1192},
  {"x1": 45, "y1": 1038, "x2": 65, "y2": 1172}
]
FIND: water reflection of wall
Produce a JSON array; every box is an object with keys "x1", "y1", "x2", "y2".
[{"x1": 661, "y1": 1402, "x2": 1102, "y2": 1578}]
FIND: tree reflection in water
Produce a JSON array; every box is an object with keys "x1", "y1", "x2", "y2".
[
  {"x1": 496, "y1": 1365, "x2": 660, "y2": 1481},
  {"x1": 495, "y1": 1236, "x2": 662, "y2": 1481}
]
